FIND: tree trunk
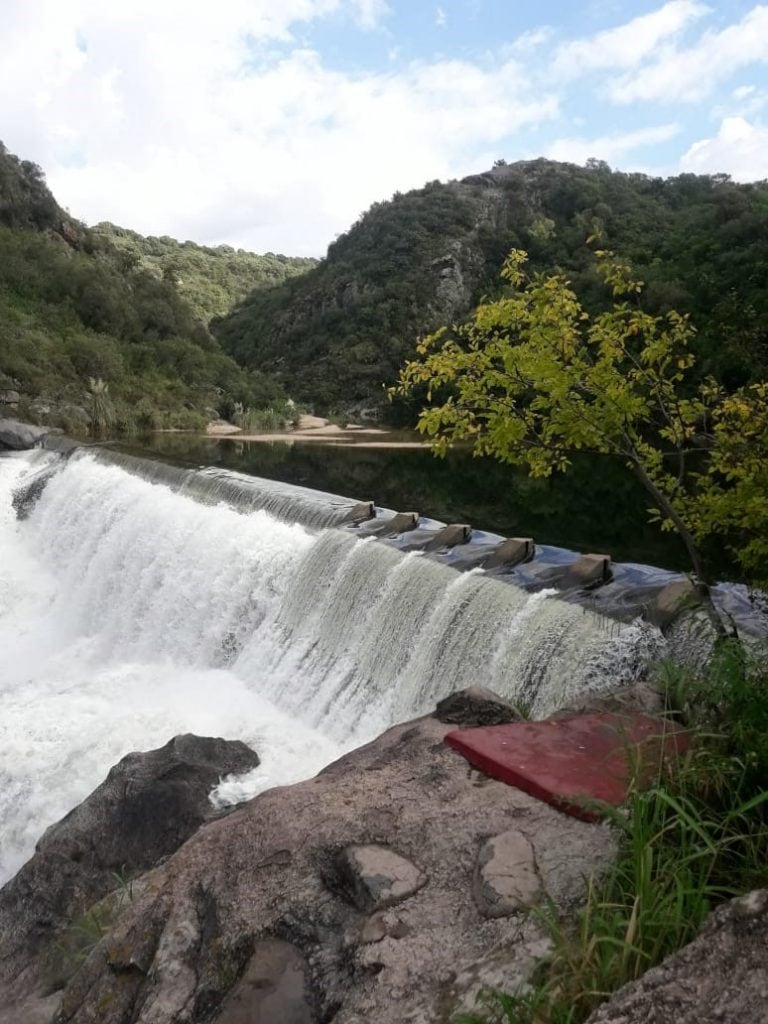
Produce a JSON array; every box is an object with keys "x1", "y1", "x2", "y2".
[{"x1": 626, "y1": 452, "x2": 727, "y2": 638}]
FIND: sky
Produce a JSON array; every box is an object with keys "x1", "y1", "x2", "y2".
[{"x1": 2, "y1": 0, "x2": 768, "y2": 255}]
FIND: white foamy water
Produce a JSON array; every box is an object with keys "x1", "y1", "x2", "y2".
[{"x1": 0, "y1": 451, "x2": 664, "y2": 883}]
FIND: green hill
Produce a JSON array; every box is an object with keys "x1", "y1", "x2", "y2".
[
  {"x1": 0, "y1": 142, "x2": 312, "y2": 435},
  {"x1": 91, "y1": 223, "x2": 315, "y2": 323},
  {"x1": 213, "y1": 159, "x2": 768, "y2": 417}
]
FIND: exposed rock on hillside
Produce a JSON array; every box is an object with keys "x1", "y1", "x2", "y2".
[
  {"x1": 213, "y1": 159, "x2": 768, "y2": 413},
  {"x1": 0, "y1": 703, "x2": 616, "y2": 1024}
]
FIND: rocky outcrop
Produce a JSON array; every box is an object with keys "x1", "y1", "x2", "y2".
[
  {"x1": 0, "y1": 735, "x2": 259, "y2": 1017},
  {"x1": 0, "y1": 417, "x2": 57, "y2": 450},
  {"x1": 434, "y1": 686, "x2": 522, "y2": 726},
  {"x1": 587, "y1": 889, "x2": 768, "y2": 1024},
  {"x1": 0, "y1": 705, "x2": 616, "y2": 1024}
]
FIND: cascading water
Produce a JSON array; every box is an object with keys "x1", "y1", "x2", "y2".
[{"x1": 0, "y1": 450, "x2": 664, "y2": 883}]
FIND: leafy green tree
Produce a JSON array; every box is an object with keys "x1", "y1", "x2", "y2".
[{"x1": 394, "y1": 249, "x2": 768, "y2": 588}]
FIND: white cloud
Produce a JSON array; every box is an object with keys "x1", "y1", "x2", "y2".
[
  {"x1": 545, "y1": 123, "x2": 681, "y2": 165},
  {"x1": 680, "y1": 117, "x2": 768, "y2": 179},
  {"x1": 350, "y1": 0, "x2": 391, "y2": 30},
  {"x1": 610, "y1": 5, "x2": 768, "y2": 104},
  {"x1": 508, "y1": 26, "x2": 554, "y2": 54},
  {"x1": 0, "y1": 1, "x2": 558, "y2": 255},
  {"x1": 436, "y1": 6, "x2": 447, "y2": 28},
  {"x1": 552, "y1": 1, "x2": 709, "y2": 78}
]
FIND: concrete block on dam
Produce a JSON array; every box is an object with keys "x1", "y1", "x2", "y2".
[
  {"x1": 558, "y1": 553, "x2": 613, "y2": 590},
  {"x1": 365, "y1": 511, "x2": 420, "y2": 536},
  {"x1": 648, "y1": 578, "x2": 704, "y2": 629},
  {"x1": 425, "y1": 524, "x2": 472, "y2": 551},
  {"x1": 483, "y1": 537, "x2": 535, "y2": 569},
  {"x1": 341, "y1": 501, "x2": 375, "y2": 525}
]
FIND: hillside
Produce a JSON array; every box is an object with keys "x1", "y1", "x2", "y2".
[
  {"x1": 213, "y1": 159, "x2": 768, "y2": 415},
  {"x1": 91, "y1": 223, "x2": 315, "y2": 322},
  {"x1": 0, "y1": 142, "x2": 310, "y2": 435}
]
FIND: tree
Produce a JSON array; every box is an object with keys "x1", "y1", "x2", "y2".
[{"x1": 393, "y1": 249, "x2": 768, "y2": 590}]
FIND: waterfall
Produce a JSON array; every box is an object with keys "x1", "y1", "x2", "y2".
[
  {"x1": 0, "y1": 450, "x2": 663, "y2": 883},
  {"x1": 75, "y1": 447, "x2": 365, "y2": 528}
]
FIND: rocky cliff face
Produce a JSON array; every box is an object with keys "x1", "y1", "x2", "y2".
[
  {"x1": 0, "y1": 698, "x2": 615, "y2": 1024},
  {"x1": 212, "y1": 158, "x2": 768, "y2": 415}
]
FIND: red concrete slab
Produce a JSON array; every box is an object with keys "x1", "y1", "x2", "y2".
[{"x1": 445, "y1": 713, "x2": 689, "y2": 822}]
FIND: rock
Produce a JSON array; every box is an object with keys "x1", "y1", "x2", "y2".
[
  {"x1": 0, "y1": 733, "x2": 259, "y2": 1006},
  {"x1": 296, "y1": 414, "x2": 329, "y2": 430},
  {"x1": 0, "y1": 418, "x2": 52, "y2": 450},
  {"x1": 553, "y1": 681, "x2": 664, "y2": 719},
  {"x1": 587, "y1": 889, "x2": 768, "y2": 1024},
  {"x1": 360, "y1": 910, "x2": 411, "y2": 944},
  {"x1": 473, "y1": 830, "x2": 541, "y2": 918},
  {"x1": 0, "y1": 389, "x2": 20, "y2": 406},
  {"x1": 0, "y1": 717, "x2": 615, "y2": 1024},
  {"x1": 206, "y1": 419, "x2": 242, "y2": 436},
  {"x1": 12, "y1": 461, "x2": 60, "y2": 519},
  {"x1": 216, "y1": 940, "x2": 314, "y2": 1024},
  {"x1": 434, "y1": 687, "x2": 522, "y2": 727},
  {"x1": 337, "y1": 844, "x2": 427, "y2": 911}
]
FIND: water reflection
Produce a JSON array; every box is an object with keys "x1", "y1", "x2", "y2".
[{"x1": 115, "y1": 432, "x2": 712, "y2": 575}]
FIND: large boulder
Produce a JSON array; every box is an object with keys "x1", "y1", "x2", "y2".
[
  {"x1": 0, "y1": 709, "x2": 616, "y2": 1024},
  {"x1": 0, "y1": 418, "x2": 55, "y2": 450},
  {"x1": 0, "y1": 734, "x2": 259, "y2": 1011},
  {"x1": 587, "y1": 889, "x2": 768, "y2": 1024}
]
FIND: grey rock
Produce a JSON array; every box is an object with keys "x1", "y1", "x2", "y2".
[
  {"x1": 360, "y1": 910, "x2": 411, "y2": 944},
  {"x1": 0, "y1": 418, "x2": 52, "y2": 450},
  {"x1": 473, "y1": 830, "x2": 541, "y2": 918},
  {"x1": 0, "y1": 717, "x2": 616, "y2": 1024},
  {"x1": 12, "y1": 461, "x2": 60, "y2": 520},
  {"x1": 434, "y1": 687, "x2": 522, "y2": 727},
  {"x1": 338, "y1": 844, "x2": 427, "y2": 911},
  {"x1": 0, "y1": 390, "x2": 20, "y2": 405},
  {"x1": 0, "y1": 734, "x2": 258, "y2": 1007},
  {"x1": 587, "y1": 889, "x2": 768, "y2": 1024},
  {"x1": 216, "y1": 940, "x2": 314, "y2": 1024}
]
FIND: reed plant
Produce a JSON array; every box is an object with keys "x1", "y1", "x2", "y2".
[{"x1": 456, "y1": 640, "x2": 768, "y2": 1024}]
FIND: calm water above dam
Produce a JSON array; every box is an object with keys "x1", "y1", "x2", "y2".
[{"x1": 126, "y1": 432, "x2": 696, "y2": 573}]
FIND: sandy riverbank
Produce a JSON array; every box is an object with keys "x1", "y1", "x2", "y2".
[{"x1": 207, "y1": 414, "x2": 430, "y2": 448}]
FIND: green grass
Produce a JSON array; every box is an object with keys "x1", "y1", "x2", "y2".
[{"x1": 456, "y1": 640, "x2": 768, "y2": 1024}]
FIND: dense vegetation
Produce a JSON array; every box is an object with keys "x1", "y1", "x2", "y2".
[
  {"x1": 92, "y1": 223, "x2": 315, "y2": 322},
  {"x1": 0, "y1": 142, "x2": 310, "y2": 435},
  {"x1": 395, "y1": 248, "x2": 768, "y2": 589},
  {"x1": 214, "y1": 159, "x2": 768, "y2": 414}
]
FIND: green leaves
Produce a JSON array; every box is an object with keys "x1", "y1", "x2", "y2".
[{"x1": 395, "y1": 247, "x2": 768, "y2": 585}]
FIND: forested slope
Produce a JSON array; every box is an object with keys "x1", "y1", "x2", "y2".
[
  {"x1": 213, "y1": 159, "x2": 768, "y2": 415},
  {"x1": 91, "y1": 223, "x2": 315, "y2": 322},
  {"x1": 0, "y1": 142, "x2": 309, "y2": 434}
]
